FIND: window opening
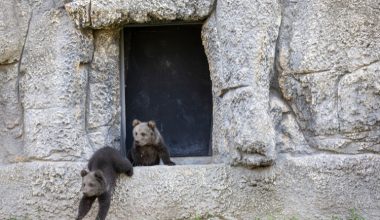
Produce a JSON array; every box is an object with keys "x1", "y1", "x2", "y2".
[{"x1": 123, "y1": 24, "x2": 212, "y2": 157}]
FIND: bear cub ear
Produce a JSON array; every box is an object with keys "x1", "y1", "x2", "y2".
[
  {"x1": 132, "y1": 119, "x2": 141, "y2": 127},
  {"x1": 80, "y1": 169, "x2": 88, "y2": 177},
  {"x1": 148, "y1": 120, "x2": 156, "y2": 129}
]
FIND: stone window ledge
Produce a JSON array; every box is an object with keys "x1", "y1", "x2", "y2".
[
  {"x1": 65, "y1": 0, "x2": 215, "y2": 29},
  {"x1": 171, "y1": 156, "x2": 214, "y2": 165},
  {"x1": 0, "y1": 155, "x2": 379, "y2": 219}
]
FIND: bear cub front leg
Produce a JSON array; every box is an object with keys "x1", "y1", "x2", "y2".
[{"x1": 77, "y1": 147, "x2": 133, "y2": 220}]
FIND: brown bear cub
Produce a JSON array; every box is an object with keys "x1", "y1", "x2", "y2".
[
  {"x1": 128, "y1": 119, "x2": 176, "y2": 166},
  {"x1": 76, "y1": 147, "x2": 133, "y2": 220}
]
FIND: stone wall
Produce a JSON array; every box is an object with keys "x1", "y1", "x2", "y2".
[
  {"x1": 278, "y1": 0, "x2": 380, "y2": 154},
  {"x1": 0, "y1": 0, "x2": 30, "y2": 164},
  {"x1": 1, "y1": 155, "x2": 379, "y2": 219},
  {"x1": 0, "y1": 0, "x2": 379, "y2": 219},
  {"x1": 0, "y1": 0, "x2": 122, "y2": 163}
]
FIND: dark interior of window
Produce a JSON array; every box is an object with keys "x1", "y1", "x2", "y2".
[{"x1": 123, "y1": 25, "x2": 212, "y2": 157}]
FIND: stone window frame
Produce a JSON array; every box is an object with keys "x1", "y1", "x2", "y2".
[
  {"x1": 120, "y1": 23, "x2": 214, "y2": 164},
  {"x1": 65, "y1": 0, "x2": 281, "y2": 168}
]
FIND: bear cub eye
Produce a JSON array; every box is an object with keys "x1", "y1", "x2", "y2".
[{"x1": 89, "y1": 183, "x2": 95, "y2": 187}]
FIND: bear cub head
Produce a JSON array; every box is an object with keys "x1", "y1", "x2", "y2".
[
  {"x1": 132, "y1": 119, "x2": 160, "y2": 146},
  {"x1": 80, "y1": 169, "x2": 108, "y2": 197}
]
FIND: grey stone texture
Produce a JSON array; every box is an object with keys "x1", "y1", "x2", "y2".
[
  {"x1": 87, "y1": 29, "x2": 121, "y2": 149},
  {"x1": 65, "y1": 0, "x2": 216, "y2": 29},
  {"x1": 0, "y1": 0, "x2": 380, "y2": 218},
  {"x1": 277, "y1": 0, "x2": 380, "y2": 153},
  {"x1": 202, "y1": 0, "x2": 281, "y2": 167},
  {"x1": 0, "y1": 0, "x2": 30, "y2": 163},
  {"x1": 0, "y1": 155, "x2": 379, "y2": 219},
  {"x1": 0, "y1": 64, "x2": 24, "y2": 163},
  {"x1": 269, "y1": 90, "x2": 312, "y2": 154},
  {"x1": 20, "y1": 0, "x2": 94, "y2": 161},
  {"x1": 0, "y1": 0, "x2": 30, "y2": 64},
  {"x1": 0, "y1": 0, "x2": 123, "y2": 162}
]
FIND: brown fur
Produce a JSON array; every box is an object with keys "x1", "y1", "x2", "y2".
[
  {"x1": 127, "y1": 119, "x2": 175, "y2": 166},
  {"x1": 76, "y1": 147, "x2": 133, "y2": 220}
]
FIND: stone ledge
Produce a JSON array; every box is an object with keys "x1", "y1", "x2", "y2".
[
  {"x1": 65, "y1": 0, "x2": 216, "y2": 29},
  {"x1": 0, "y1": 154, "x2": 379, "y2": 219}
]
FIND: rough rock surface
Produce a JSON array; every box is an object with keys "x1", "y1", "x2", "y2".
[
  {"x1": 65, "y1": 0, "x2": 216, "y2": 29},
  {"x1": 20, "y1": 0, "x2": 95, "y2": 161},
  {"x1": 202, "y1": 0, "x2": 281, "y2": 167},
  {"x1": 269, "y1": 90, "x2": 312, "y2": 154},
  {"x1": 278, "y1": 0, "x2": 380, "y2": 153},
  {"x1": 0, "y1": 0, "x2": 31, "y2": 163},
  {"x1": 1, "y1": 155, "x2": 379, "y2": 219},
  {"x1": 0, "y1": 0, "x2": 30, "y2": 64},
  {"x1": 1, "y1": 0, "x2": 380, "y2": 219},
  {"x1": 0, "y1": 64, "x2": 24, "y2": 163},
  {"x1": 0, "y1": 0, "x2": 124, "y2": 162},
  {"x1": 87, "y1": 29, "x2": 121, "y2": 149}
]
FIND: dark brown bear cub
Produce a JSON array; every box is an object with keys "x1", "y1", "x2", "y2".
[
  {"x1": 128, "y1": 119, "x2": 175, "y2": 166},
  {"x1": 76, "y1": 147, "x2": 133, "y2": 220}
]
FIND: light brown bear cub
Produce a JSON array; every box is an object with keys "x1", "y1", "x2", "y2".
[
  {"x1": 127, "y1": 119, "x2": 175, "y2": 166},
  {"x1": 77, "y1": 147, "x2": 133, "y2": 220}
]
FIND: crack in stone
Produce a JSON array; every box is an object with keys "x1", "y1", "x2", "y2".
[
  {"x1": 351, "y1": 59, "x2": 380, "y2": 73},
  {"x1": 273, "y1": 2, "x2": 312, "y2": 149},
  {"x1": 27, "y1": 153, "x2": 82, "y2": 162},
  {"x1": 271, "y1": 2, "x2": 283, "y2": 90},
  {"x1": 283, "y1": 68, "x2": 331, "y2": 76},
  {"x1": 218, "y1": 85, "x2": 250, "y2": 98},
  {"x1": 83, "y1": 30, "x2": 97, "y2": 152},
  {"x1": 335, "y1": 73, "x2": 345, "y2": 133},
  {"x1": 23, "y1": 106, "x2": 73, "y2": 111},
  {"x1": 84, "y1": 65, "x2": 91, "y2": 135},
  {"x1": 16, "y1": 9, "x2": 33, "y2": 146},
  {"x1": 0, "y1": 61, "x2": 19, "y2": 66},
  {"x1": 84, "y1": 30, "x2": 96, "y2": 137},
  {"x1": 282, "y1": 60, "x2": 380, "y2": 77},
  {"x1": 88, "y1": 0, "x2": 92, "y2": 27}
]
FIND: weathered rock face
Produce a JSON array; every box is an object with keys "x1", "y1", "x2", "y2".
[
  {"x1": 62, "y1": 0, "x2": 282, "y2": 168},
  {"x1": 269, "y1": 90, "x2": 312, "y2": 154},
  {"x1": 87, "y1": 29, "x2": 121, "y2": 149},
  {"x1": 0, "y1": 0, "x2": 380, "y2": 218},
  {"x1": 0, "y1": 64, "x2": 24, "y2": 163},
  {"x1": 0, "y1": 0, "x2": 30, "y2": 163},
  {"x1": 0, "y1": 0, "x2": 125, "y2": 162},
  {"x1": 20, "y1": 0, "x2": 94, "y2": 161},
  {"x1": 65, "y1": 0, "x2": 216, "y2": 29},
  {"x1": 202, "y1": 0, "x2": 281, "y2": 167},
  {"x1": 0, "y1": 0, "x2": 30, "y2": 64},
  {"x1": 278, "y1": 0, "x2": 380, "y2": 153},
  {"x1": 1, "y1": 155, "x2": 379, "y2": 219}
]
